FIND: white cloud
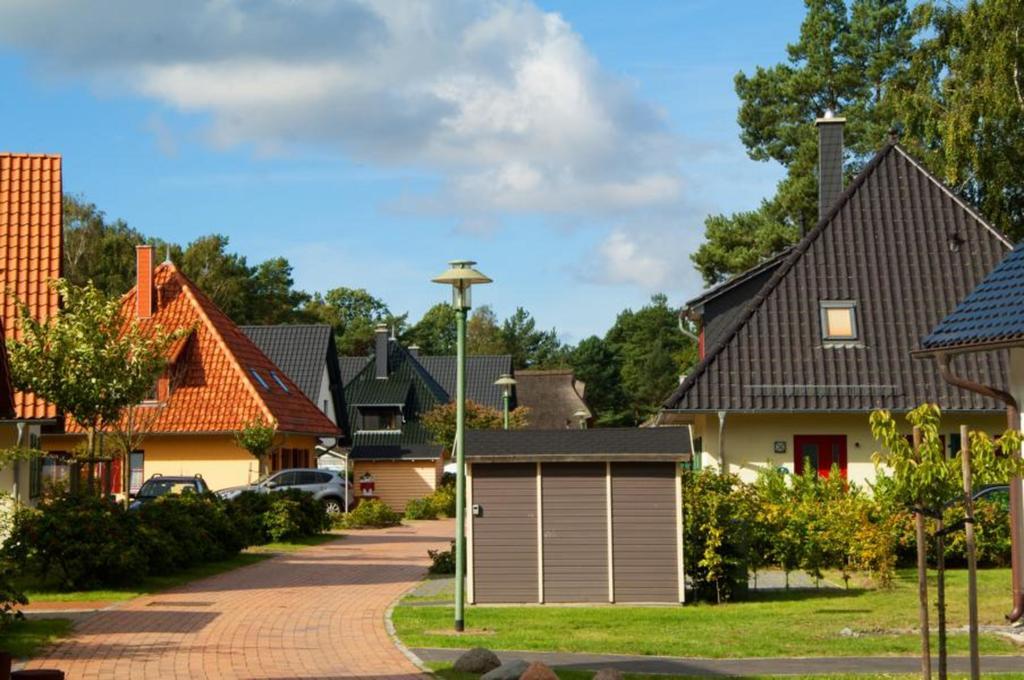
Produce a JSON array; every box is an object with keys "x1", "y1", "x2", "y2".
[{"x1": 0, "y1": 0, "x2": 685, "y2": 219}]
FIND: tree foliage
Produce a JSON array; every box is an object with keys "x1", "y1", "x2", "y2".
[
  {"x1": 420, "y1": 400, "x2": 530, "y2": 449},
  {"x1": 234, "y1": 416, "x2": 279, "y2": 477}
]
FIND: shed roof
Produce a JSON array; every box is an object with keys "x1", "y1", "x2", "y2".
[
  {"x1": 664, "y1": 143, "x2": 1011, "y2": 414},
  {"x1": 465, "y1": 427, "x2": 691, "y2": 461},
  {"x1": 919, "y1": 241, "x2": 1024, "y2": 354},
  {"x1": 0, "y1": 153, "x2": 62, "y2": 421}
]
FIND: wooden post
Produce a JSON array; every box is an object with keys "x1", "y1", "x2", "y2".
[
  {"x1": 913, "y1": 426, "x2": 932, "y2": 680},
  {"x1": 936, "y1": 517, "x2": 947, "y2": 680},
  {"x1": 960, "y1": 424, "x2": 980, "y2": 680}
]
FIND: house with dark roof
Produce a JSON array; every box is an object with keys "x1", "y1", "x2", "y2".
[
  {"x1": 0, "y1": 153, "x2": 62, "y2": 502},
  {"x1": 916, "y1": 241, "x2": 1024, "y2": 624},
  {"x1": 514, "y1": 369, "x2": 591, "y2": 429},
  {"x1": 340, "y1": 326, "x2": 512, "y2": 512},
  {"x1": 659, "y1": 115, "x2": 1011, "y2": 485},
  {"x1": 43, "y1": 246, "x2": 341, "y2": 493},
  {"x1": 240, "y1": 324, "x2": 346, "y2": 433}
]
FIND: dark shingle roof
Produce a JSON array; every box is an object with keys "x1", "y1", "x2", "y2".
[
  {"x1": 339, "y1": 356, "x2": 371, "y2": 387},
  {"x1": 920, "y1": 242, "x2": 1024, "y2": 353},
  {"x1": 514, "y1": 369, "x2": 591, "y2": 429},
  {"x1": 465, "y1": 428, "x2": 691, "y2": 460},
  {"x1": 664, "y1": 143, "x2": 1012, "y2": 413},
  {"x1": 240, "y1": 325, "x2": 333, "y2": 403},
  {"x1": 415, "y1": 355, "x2": 512, "y2": 410},
  {"x1": 349, "y1": 443, "x2": 443, "y2": 461}
]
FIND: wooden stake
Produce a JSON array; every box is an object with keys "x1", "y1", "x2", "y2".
[
  {"x1": 961, "y1": 424, "x2": 980, "y2": 680},
  {"x1": 914, "y1": 426, "x2": 932, "y2": 680}
]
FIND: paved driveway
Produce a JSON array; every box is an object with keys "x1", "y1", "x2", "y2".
[{"x1": 27, "y1": 520, "x2": 454, "y2": 679}]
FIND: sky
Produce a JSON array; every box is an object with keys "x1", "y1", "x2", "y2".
[{"x1": 0, "y1": 0, "x2": 804, "y2": 344}]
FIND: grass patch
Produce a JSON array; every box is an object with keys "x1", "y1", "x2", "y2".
[
  {"x1": 395, "y1": 568, "x2": 1024, "y2": 659},
  {"x1": 0, "y1": 619, "x2": 73, "y2": 658},
  {"x1": 245, "y1": 532, "x2": 344, "y2": 554},
  {"x1": 427, "y1": 663, "x2": 1024, "y2": 679}
]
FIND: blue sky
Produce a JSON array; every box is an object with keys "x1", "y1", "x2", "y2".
[{"x1": 0, "y1": 0, "x2": 803, "y2": 343}]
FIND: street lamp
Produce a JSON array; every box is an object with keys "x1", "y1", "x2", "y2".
[
  {"x1": 494, "y1": 374, "x2": 516, "y2": 430},
  {"x1": 574, "y1": 409, "x2": 590, "y2": 430},
  {"x1": 432, "y1": 259, "x2": 491, "y2": 633}
]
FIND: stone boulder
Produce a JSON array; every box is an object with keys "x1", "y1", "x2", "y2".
[
  {"x1": 480, "y1": 659, "x2": 529, "y2": 680},
  {"x1": 452, "y1": 647, "x2": 501, "y2": 674},
  {"x1": 519, "y1": 661, "x2": 558, "y2": 680},
  {"x1": 593, "y1": 670, "x2": 625, "y2": 680}
]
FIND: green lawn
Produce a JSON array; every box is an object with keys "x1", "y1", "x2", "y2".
[
  {"x1": 428, "y1": 663, "x2": 1024, "y2": 680},
  {"x1": 21, "y1": 533, "x2": 344, "y2": 603},
  {"x1": 394, "y1": 569, "x2": 1024, "y2": 659},
  {"x1": 0, "y1": 619, "x2": 72, "y2": 658}
]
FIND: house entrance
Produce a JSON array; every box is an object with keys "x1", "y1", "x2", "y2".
[{"x1": 793, "y1": 435, "x2": 847, "y2": 479}]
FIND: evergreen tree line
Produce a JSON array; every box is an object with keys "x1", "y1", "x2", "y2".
[
  {"x1": 62, "y1": 195, "x2": 697, "y2": 426},
  {"x1": 694, "y1": 0, "x2": 1024, "y2": 284}
]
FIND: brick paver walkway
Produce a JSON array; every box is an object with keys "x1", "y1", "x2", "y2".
[{"x1": 27, "y1": 520, "x2": 454, "y2": 679}]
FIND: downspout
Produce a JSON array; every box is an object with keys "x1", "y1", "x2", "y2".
[
  {"x1": 937, "y1": 353, "x2": 1024, "y2": 622},
  {"x1": 717, "y1": 410, "x2": 727, "y2": 474}
]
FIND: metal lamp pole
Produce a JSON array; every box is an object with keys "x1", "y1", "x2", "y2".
[
  {"x1": 495, "y1": 374, "x2": 516, "y2": 430},
  {"x1": 433, "y1": 260, "x2": 491, "y2": 632}
]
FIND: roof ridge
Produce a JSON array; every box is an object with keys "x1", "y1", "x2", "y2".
[
  {"x1": 0, "y1": 152, "x2": 63, "y2": 159},
  {"x1": 167, "y1": 263, "x2": 278, "y2": 425},
  {"x1": 664, "y1": 143, "x2": 900, "y2": 409}
]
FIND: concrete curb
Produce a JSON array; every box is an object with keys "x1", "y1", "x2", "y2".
[{"x1": 385, "y1": 577, "x2": 433, "y2": 675}]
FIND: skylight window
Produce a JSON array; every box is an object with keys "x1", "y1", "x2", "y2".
[
  {"x1": 820, "y1": 300, "x2": 858, "y2": 341},
  {"x1": 250, "y1": 369, "x2": 270, "y2": 390},
  {"x1": 270, "y1": 371, "x2": 289, "y2": 393}
]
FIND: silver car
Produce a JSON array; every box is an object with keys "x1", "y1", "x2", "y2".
[{"x1": 217, "y1": 468, "x2": 352, "y2": 514}]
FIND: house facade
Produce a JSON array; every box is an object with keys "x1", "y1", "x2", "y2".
[
  {"x1": 41, "y1": 246, "x2": 340, "y2": 493},
  {"x1": 0, "y1": 153, "x2": 63, "y2": 503},
  {"x1": 340, "y1": 326, "x2": 512, "y2": 511},
  {"x1": 660, "y1": 117, "x2": 1010, "y2": 486}
]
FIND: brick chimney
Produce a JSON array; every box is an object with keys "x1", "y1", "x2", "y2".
[
  {"x1": 136, "y1": 245, "x2": 155, "y2": 319},
  {"x1": 375, "y1": 324, "x2": 389, "y2": 379},
  {"x1": 815, "y1": 109, "x2": 846, "y2": 221}
]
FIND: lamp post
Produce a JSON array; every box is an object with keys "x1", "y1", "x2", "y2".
[
  {"x1": 574, "y1": 409, "x2": 589, "y2": 430},
  {"x1": 494, "y1": 374, "x2": 516, "y2": 430},
  {"x1": 432, "y1": 259, "x2": 492, "y2": 632}
]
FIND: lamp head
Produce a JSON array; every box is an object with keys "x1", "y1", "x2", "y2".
[
  {"x1": 431, "y1": 260, "x2": 492, "y2": 310},
  {"x1": 494, "y1": 373, "x2": 516, "y2": 397}
]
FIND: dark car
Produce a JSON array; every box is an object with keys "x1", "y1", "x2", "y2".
[
  {"x1": 129, "y1": 474, "x2": 210, "y2": 510},
  {"x1": 216, "y1": 468, "x2": 352, "y2": 514},
  {"x1": 973, "y1": 484, "x2": 1010, "y2": 510}
]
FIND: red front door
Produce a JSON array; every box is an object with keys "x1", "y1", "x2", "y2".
[{"x1": 793, "y1": 435, "x2": 847, "y2": 479}]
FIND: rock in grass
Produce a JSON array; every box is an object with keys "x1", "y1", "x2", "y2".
[
  {"x1": 593, "y1": 670, "x2": 625, "y2": 680},
  {"x1": 453, "y1": 647, "x2": 501, "y2": 674},
  {"x1": 519, "y1": 661, "x2": 558, "y2": 680},
  {"x1": 480, "y1": 658, "x2": 529, "y2": 680}
]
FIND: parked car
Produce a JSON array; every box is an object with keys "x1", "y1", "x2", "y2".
[
  {"x1": 216, "y1": 468, "x2": 352, "y2": 513},
  {"x1": 129, "y1": 474, "x2": 209, "y2": 510},
  {"x1": 973, "y1": 484, "x2": 1010, "y2": 509}
]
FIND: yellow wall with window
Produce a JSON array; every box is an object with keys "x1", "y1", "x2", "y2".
[
  {"x1": 688, "y1": 412, "x2": 1007, "y2": 487},
  {"x1": 42, "y1": 432, "x2": 321, "y2": 493}
]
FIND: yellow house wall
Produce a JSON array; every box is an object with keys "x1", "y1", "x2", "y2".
[
  {"x1": 352, "y1": 459, "x2": 439, "y2": 513},
  {"x1": 690, "y1": 412, "x2": 1007, "y2": 487},
  {"x1": 42, "y1": 432, "x2": 321, "y2": 493}
]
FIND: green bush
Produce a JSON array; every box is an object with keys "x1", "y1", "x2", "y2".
[
  {"x1": 403, "y1": 497, "x2": 438, "y2": 520},
  {"x1": 136, "y1": 493, "x2": 243, "y2": 573},
  {"x1": 269, "y1": 489, "x2": 330, "y2": 537},
  {"x1": 681, "y1": 469, "x2": 751, "y2": 603},
  {"x1": 3, "y1": 494, "x2": 147, "y2": 589},
  {"x1": 335, "y1": 499, "x2": 402, "y2": 529},
  {"x1": 427, "y1": 540, "x2": 456, "y2": 574},
  {"x1": 428, "y1": 483, "x2": 456, "y2": 517},
  {"x1": 224, "y1": 490, "x2": 273, "y2": 546}
]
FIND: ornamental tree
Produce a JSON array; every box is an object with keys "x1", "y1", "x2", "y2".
[
  {"x1": 234, "y1": 415, "x2": 279, "y2": 478},
  {"x1": 8, "y1": 279, "x2": 176, "y2": 491},
  {"x1": 421, "y1": 400, "x2": 530, "y2": 450}
]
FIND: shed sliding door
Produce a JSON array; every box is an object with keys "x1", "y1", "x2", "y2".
[
  {"x1": 471, "y1": 463, "x2": 538, "y2": 603},
  {"x1": 541, "y1": 462, "x2": 608, "y2": 602},
  {"x1": 611, "y1": 462, "x2": 678, "y2": 603}
]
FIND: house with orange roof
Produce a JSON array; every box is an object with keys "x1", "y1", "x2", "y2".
[
  {"x1": 0, "y1": 153, "x2": 62, "y2": 503},
  {"x1": 42, "y1": 246, "x2": 342, "y2": 493}
]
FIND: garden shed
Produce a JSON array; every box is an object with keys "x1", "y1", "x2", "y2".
[{"x1": 465, "y1": 427, "x2": 692, "y2": 605}]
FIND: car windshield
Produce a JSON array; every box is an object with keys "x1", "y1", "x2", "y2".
[{"x1": 137, "y1": 480, "x2": 197, "y2": 498}]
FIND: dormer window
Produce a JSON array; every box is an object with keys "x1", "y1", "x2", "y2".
[
  {"x1": 820, "y1": 300, "x2": 858, "y2": 341},
  {"x1": 356, "y1": 406, "x2": 403, "y2": 432}
]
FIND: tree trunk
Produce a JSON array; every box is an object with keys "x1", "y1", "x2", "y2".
[
  {"x1": 916, "y1": 511, "x2": 932, "y2": 680},
  {"x1": 937, "y1": 518, "x2": 947, "y2": 680},
  {"x1": 961, "y1": 424, "x2": 980, "y2": 680},
  {"x1": 86, "y1": 428, "x2": 96, "y2": 494}
]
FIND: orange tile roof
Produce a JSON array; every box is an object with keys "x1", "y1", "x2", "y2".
[
  {"x1": 0, "y1": 154, "x2": 62, "y2": 421},
  {"x1": 76, "y1": 262, "x2": 341, "y2": 436}
]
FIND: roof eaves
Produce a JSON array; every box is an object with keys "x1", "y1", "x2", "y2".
[{"x1": 685, "y1": 248, "x2": 791, "y2": 309}]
